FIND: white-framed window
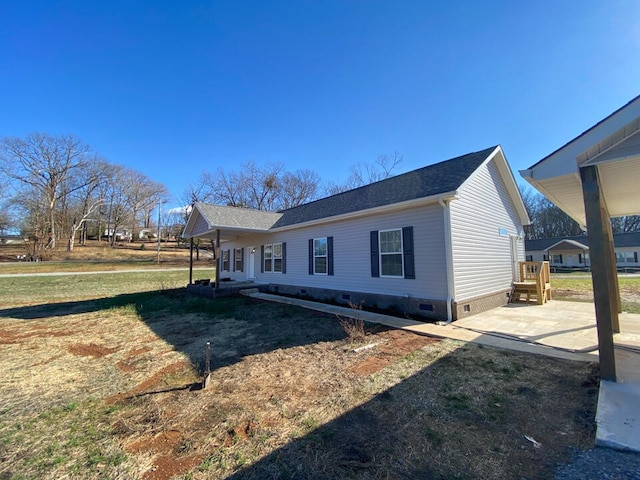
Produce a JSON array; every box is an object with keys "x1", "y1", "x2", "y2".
[
  {"x1": 551, "y1": 254, "x2": 563, "y2": 265},
  {"x1": 379, "y1": 229, "x2": 403, "y2": 277},
  {"x1": 314, "y1": 238, "x2": 327, "y2": 275},
  {"x1": 616, "y1": 251, "x2": 636, "y2": 264},
  {"x1": 263, "y1": 242, "x2": 283, "y2": 273},
  {"x1": 222, "y1": 249, "x2": 230, "y2": 271},
  {"x1": 264, "y1": 244, "x2": 273, "y2": 272},
  {"x1": 234, "y1": 248, "x2": 243, "y2": 272}
]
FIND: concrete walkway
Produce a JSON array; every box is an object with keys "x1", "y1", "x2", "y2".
[{"x1": 244, "y1": 291, "x2": 640, "y2": 453}]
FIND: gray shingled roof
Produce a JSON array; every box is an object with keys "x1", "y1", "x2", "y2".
[
  {"x1": 195, "y1": 202, "x2": 282, "y2": 231},
  {"x1": 525, "y1": 232, "x2": 640, "y2": 251},
  {"x1": 272, "y1": 146, "x2": 498, "y2": 228}
]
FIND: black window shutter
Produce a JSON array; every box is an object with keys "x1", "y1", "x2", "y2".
[
  {"x1": 327, "y1": 236, "x2": 334, "y2": 276},
  {"x1": 282, "y1": 242, "x2": 287, "y2": 274},
  {"x1": 240, "y1": 247, "x2": 244, "y2": 272},
  {"x1": 308, "y1": 239, "x2": 314, "y2": 275},
  {"x1": 635, "y1": 252, "x2": 638, "y2": 263},
  {"x1": 578, "y1": 253, "x2": 582, "y2": 264},
  {"x1": 370, "y1": 230, "x2": 379, "y2": 277},
  {"x1": 402, "y1": 226, "x2": 415, "y2": 279},
  {"x1": 260, "y1": 245, "x2": 264, "y2": 273},
  {"x1": 232, "y1": 248, "x2": 236, "y2": 272},
  {"x1": 559, "y1": 254, "x2": 563, "y2": 264}
]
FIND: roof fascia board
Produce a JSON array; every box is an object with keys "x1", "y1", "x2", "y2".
[
  {"x1": 270, "y1": 191, "x2": 459, "y2": 232},
  {"x1": 525, "y1": 95, "x2": 640, "y2": 179},
  {"x1": 181, "y1": 204, "x2": 202, "y2": 238},
  {"x1": 545, "y1": 239, "x2": 589, "y2": 251}
]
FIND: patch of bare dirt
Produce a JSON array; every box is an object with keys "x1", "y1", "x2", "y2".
[
  {"x1": 106, "y1": 360, "x2": 194, "y2": 405},
  {"x1": 350, "y1": 329, "x2": 439, "y2": 376},
  {"x1": 67, "y1": 343, "x2": 119, "y2": 358}
]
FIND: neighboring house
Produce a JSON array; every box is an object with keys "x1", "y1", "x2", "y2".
[
  {"x1": 102, "y1": 229, "x2": 133, "y2": 242},
  {"x1": 138, "y1": 229, "x2": 157, "y2": 239},
  {"x1": 182, "y1": 146, "x2": 530, "y2": 322},
  {"x1": 0, "y1": 235, "x2": 26, "y2": 245},
  {"x1": 525, "y1": 232, "x2": 640, "y2": 269}
]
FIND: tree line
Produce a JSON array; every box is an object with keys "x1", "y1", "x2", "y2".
[
  {"x1": 521, "y1": 187, "x2": 639, "y2": 239},
  {"x1": 183, "y1": 151, "x2": 404, "y2": 210},
  {"x1": 2, "y1": 132, "x2": 635, "y2": 255},
  {"x1": 0, "y1": 132, "x2": 404, "y2": 254},
  {"x1": 0, "y1": 133, "x2": 168, "y2": 253}
]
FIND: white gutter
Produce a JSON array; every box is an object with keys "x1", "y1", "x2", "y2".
[{"x1": 438, "y1": 196, "x2": 455, "y2": 323}]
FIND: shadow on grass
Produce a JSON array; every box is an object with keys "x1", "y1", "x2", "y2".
[
  {"x1": 0, "y1": 289, "x2": 601, "y2": 479},
  {"x1": 0, "y1": 288, "x2": 352, "y2": 372},
  {"x1": 222, "y1": 345, "x2": 599, "y2": 480}
]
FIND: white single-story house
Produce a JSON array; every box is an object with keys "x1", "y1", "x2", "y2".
[
  {"x1": 525, "y1": 232, "x2": 640, "y2": 269},
  {"x1": 182, "y1": 146, "x2": 530, "y2": 322}
]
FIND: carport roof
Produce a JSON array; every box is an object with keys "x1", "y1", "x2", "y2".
[{"x1": 520, "y1": 95, "x2": 640, "y2": 227}]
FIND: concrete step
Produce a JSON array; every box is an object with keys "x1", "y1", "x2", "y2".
[{"x1": 240, "y1": 288, "x2": 260, "y2": 296}]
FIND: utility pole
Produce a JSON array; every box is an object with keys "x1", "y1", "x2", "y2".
[{"x1": 156, "y1": 201, "x2": 161, "y2": 264}]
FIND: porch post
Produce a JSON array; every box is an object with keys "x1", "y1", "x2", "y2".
[
  {"x1": 580, "y1": 165, "x2": 618, "y2": 381},
  {"x1": 189, "y1": 238, "x2": 194, "y2": 285},
  {"x1": 214, "y1": 229, "x2": 221, "y2": 291}
]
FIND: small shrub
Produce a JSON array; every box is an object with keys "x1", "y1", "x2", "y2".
[{"x1": 337, "y1": 301, "x2": 366, "y2": 343}]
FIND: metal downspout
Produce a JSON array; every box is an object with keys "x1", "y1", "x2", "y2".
[{"x1": 439, "y1": 197, "x2": 454, "y2": 323}]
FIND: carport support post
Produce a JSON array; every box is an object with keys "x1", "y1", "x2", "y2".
[
  {"x1": 189, "y1": 238, "x2": 194, "y2": 285},
  {"x1": 580, "y1": 165, "x2": 618, "y2": 381}
]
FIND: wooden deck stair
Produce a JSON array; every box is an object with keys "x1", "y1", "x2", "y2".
[{"x1": 510, "y1": 261, "x2": 551, "y2": 305}]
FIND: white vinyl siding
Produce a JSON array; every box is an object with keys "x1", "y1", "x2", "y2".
[
  {"x1": 220, "y1": 204, "x2": 448, "y2": 300},
  {"x1": 450, "y1": 158, "x2": 525, "y2": 301},
  {"x1": 190, "y1": 211, "x2": 210, "y2": 237}
]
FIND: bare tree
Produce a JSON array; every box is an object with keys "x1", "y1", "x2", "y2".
[
  {"x1": 278, "y1": 169, "x2": 321, "y2": 209},
  {"x1": 102, "y1": 165, "x2": 134, "y2": 246},
  {"x1": 521, "y1": 186, "x2": 584, "y2": 239},
  {"x1": 326, "y1": 152, "x2": 404, "y2": 195},
  {"x1": 0, "y1": 177, "x2": 12, "y2": 233},
  {"x1": 611, "y1": 215, "x2": 640, "y2": 233},
  {"x1": 199, "y1": 161, "x2": 291, "y2": 211},
  {"x1": 0, "y1": 134, "x2": 93, "y2": 248},
  {"x1": 65, "y1": 159, "x2": 110, "y2": 251},
  {"x1": 243, "y1": 161, "x2": 284, "y2": 211}
]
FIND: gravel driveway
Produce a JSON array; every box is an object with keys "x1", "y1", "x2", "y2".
[{"x1": 555, "y1": 447, "x2": 640, "y2": 479}]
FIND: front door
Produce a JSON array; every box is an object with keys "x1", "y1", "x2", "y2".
[{"x1": 247, "y1": 246, "x2": 255, "y2": 279}]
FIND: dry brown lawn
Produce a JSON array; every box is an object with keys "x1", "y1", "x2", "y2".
[
  {"x1": 0, "y1": 277, "x2": 599, "y2": 480},
  {"x1": 0, "y1": 240, "x2": 212, "y2": 274}
]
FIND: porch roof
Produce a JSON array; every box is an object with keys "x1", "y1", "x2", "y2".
[
  {"x1": 545, "y1": 239, "x2": 589, "y2": 251},
  {"x1": 182, "y1": 202, "x2": 282, "y2": 241}
]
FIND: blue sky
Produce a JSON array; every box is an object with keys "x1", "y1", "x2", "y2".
[{"x1": 1, "y1": 1, "x2": 639, "y2": 208}]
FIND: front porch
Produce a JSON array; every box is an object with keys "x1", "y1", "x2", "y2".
[{"x1": 186, "y1": 279, "x2": 266, "y2": 298}]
